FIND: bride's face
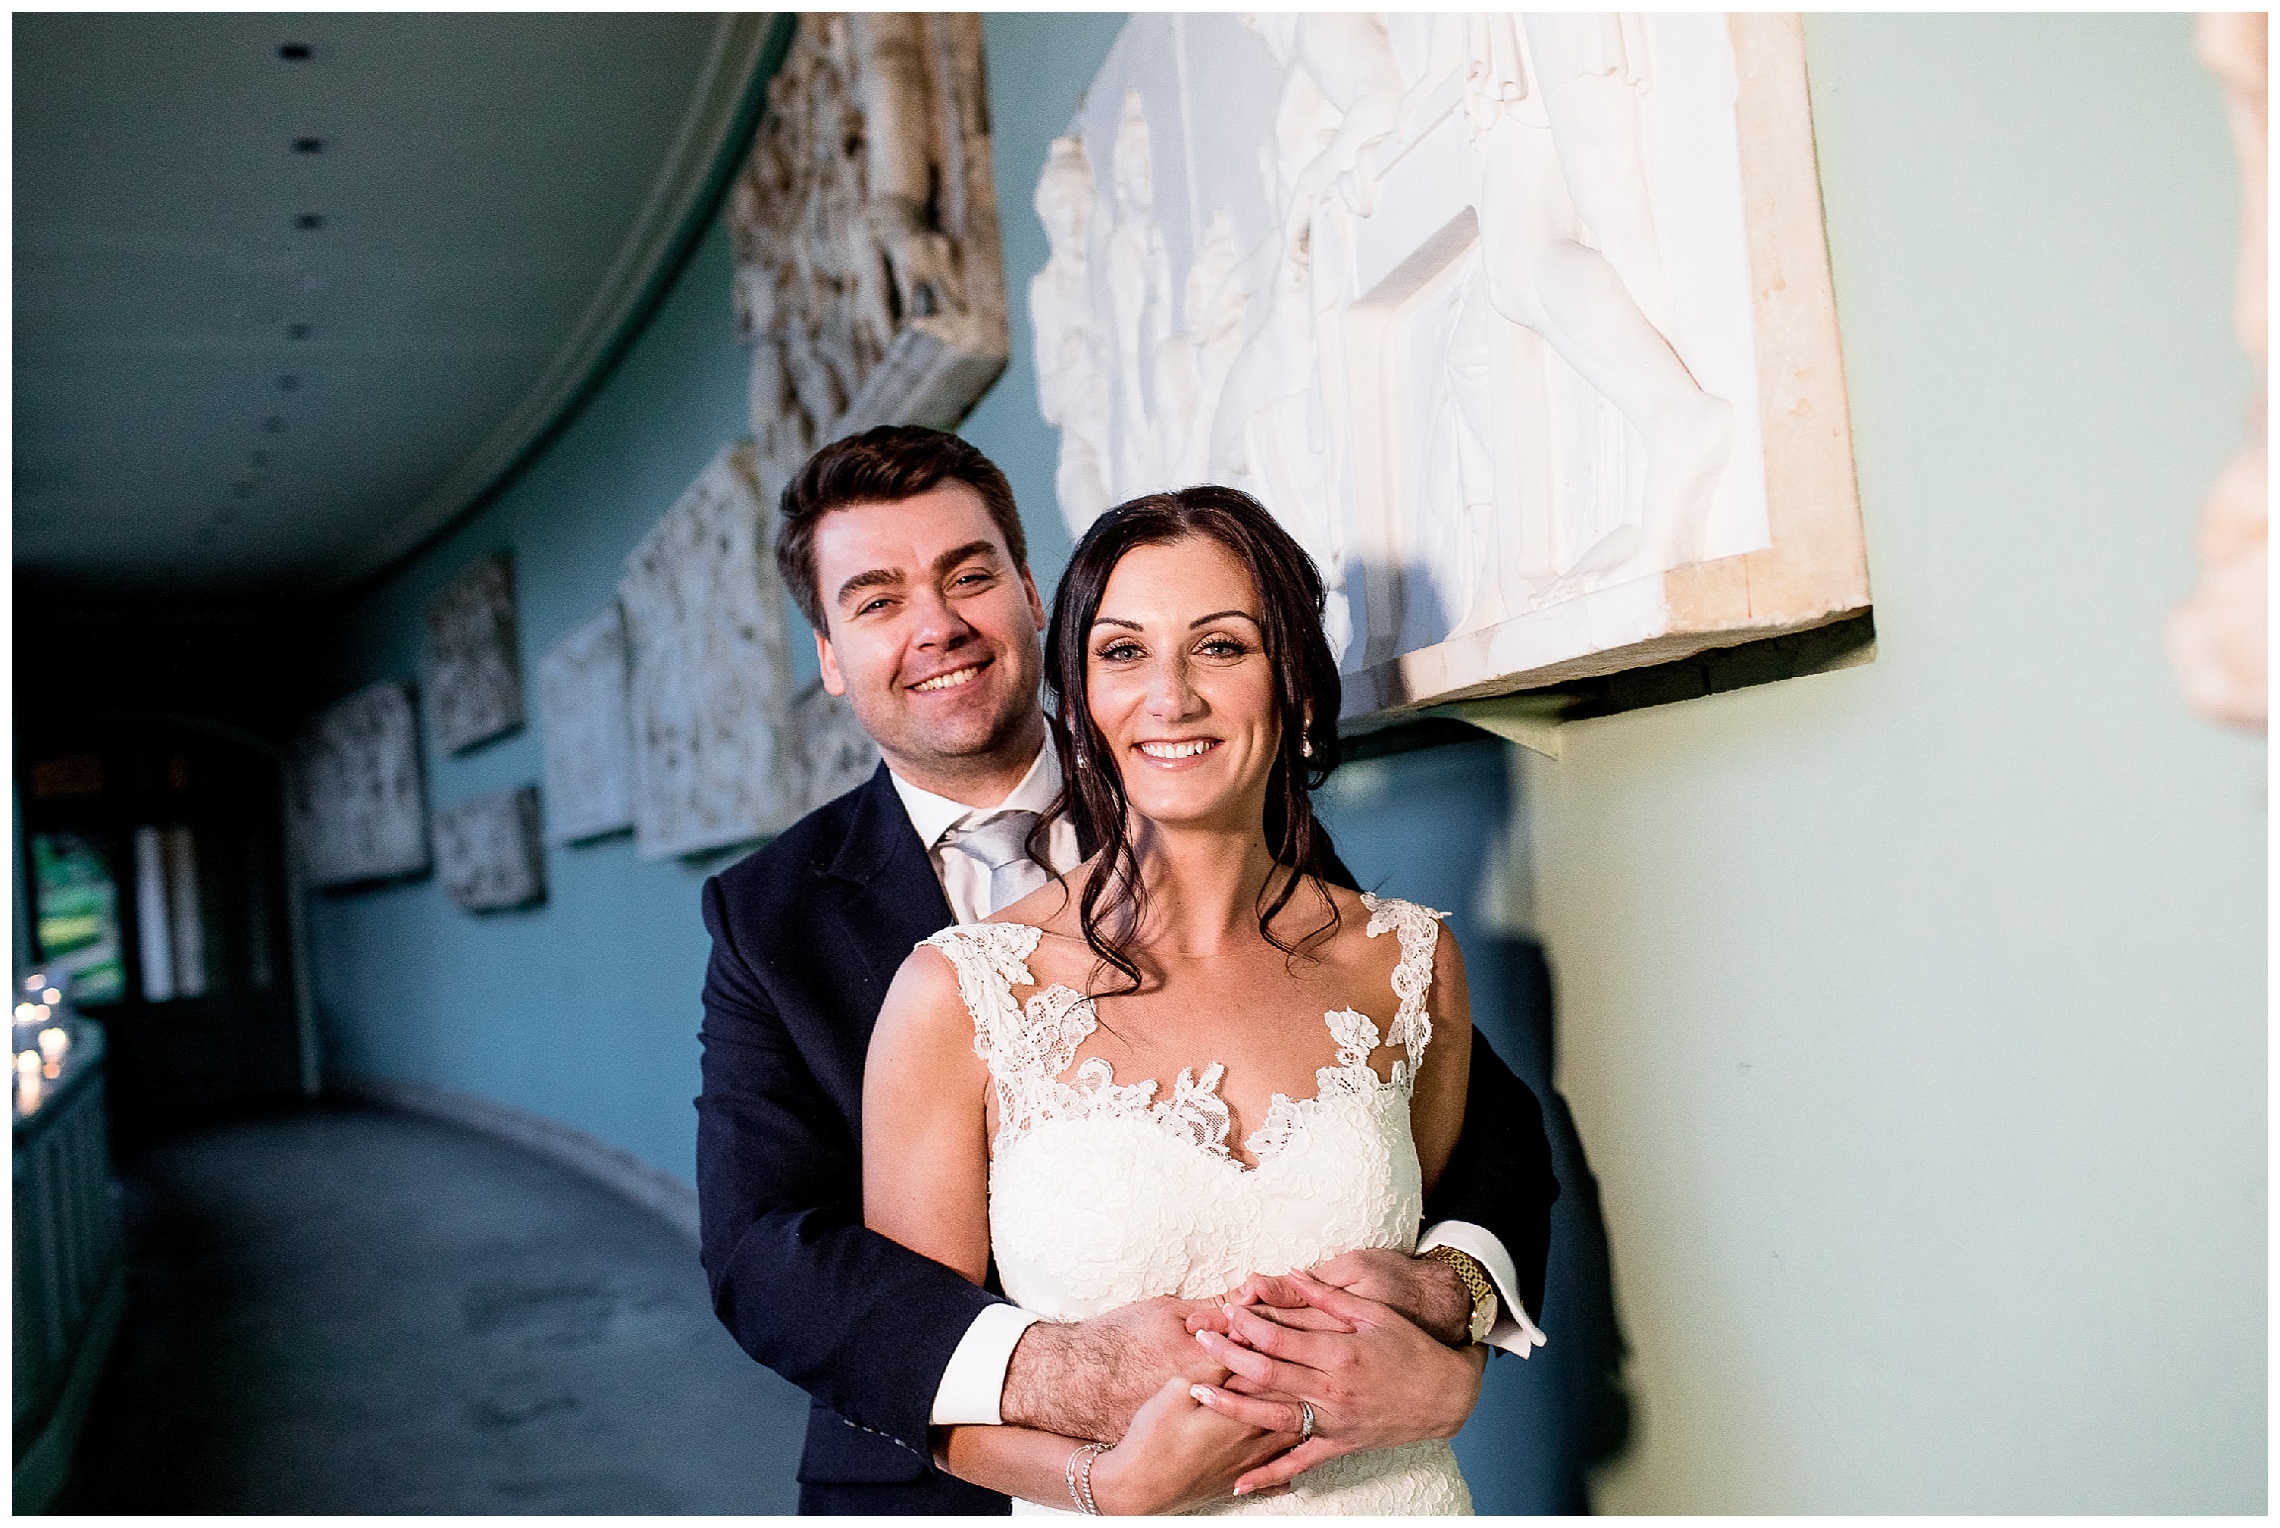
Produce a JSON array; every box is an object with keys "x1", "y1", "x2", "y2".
[{"x1": 1086, "y1": 535, "x2": 1282, "y2": 834}]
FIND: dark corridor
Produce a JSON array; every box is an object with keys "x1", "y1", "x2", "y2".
[{"x1": 51, "y1": 1102, "x2": 807, "y2": 1514}]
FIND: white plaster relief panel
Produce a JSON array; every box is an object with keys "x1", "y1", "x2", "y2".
[
  {"x1": 419, "y1": 552, "x2": 525, "y2": 754},
  {"x1": 1035, "y1": 14, "x2": 1869, "y2": 719},
  {"x1": 289, "y1": 680, "x2": 431, "y2": 888},
  {"x1": 537, "y1": 604, "x2": 637, "y2": 845},
  {"x1": 434, "y1": 786, "x2": 547, "y2": 912},
  {"x1": 619, "y1": 441, "x2": 802, "y2": 860}
]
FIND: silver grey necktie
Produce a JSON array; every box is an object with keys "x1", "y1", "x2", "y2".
[{"x1": 941, "y1": 811, "x2": 1049, "y2": 917}]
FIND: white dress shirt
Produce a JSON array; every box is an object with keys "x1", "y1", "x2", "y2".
[
  {"x1": 897, "y1": 743, "x2": 1539, "y2": 1429},
  {"x1": 889, "y1": 741, "x2": 1082, "y2": 927}
]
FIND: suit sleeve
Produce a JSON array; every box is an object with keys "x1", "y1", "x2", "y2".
[
  {"x1": 694, "y1": 873, "x2": 1005, "y2": 1459},
  {"x1": 1419, "y1": 1028, "x2": 1559, "y2": 1325}
]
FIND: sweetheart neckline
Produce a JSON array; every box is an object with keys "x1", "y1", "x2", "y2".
[
  {"x1": 1004, "y1": 980, "x2": 1410, "y2": 1174},
  {"x1": 927, "y1": 894, "x2": 1446, "y2": 1173}
]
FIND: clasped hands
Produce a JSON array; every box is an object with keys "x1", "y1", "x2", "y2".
[{"x1": 1022, "y1": 1248, "x2": 1485, "y2": 1511}]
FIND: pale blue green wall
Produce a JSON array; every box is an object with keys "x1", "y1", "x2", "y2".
[
  {"x1": 1521, "y1": 14, "x2": 2264, "y2": 1514},
  {"x1": 306, "y1": 11, "x2": 2263, "y2": 1513},
  {"x1": 307, "y1": 218, "x2": 750, "y2": 1170}
]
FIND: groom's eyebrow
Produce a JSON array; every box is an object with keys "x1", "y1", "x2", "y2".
[
  {"x1": 835, "y1": 566, "x2": 904, "y2": 609},
  {"x1": 930, "y1": 540, "x2": 1000, "y2": 577}
]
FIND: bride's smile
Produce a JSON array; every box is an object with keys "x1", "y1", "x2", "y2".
[{"x1": 1086, "y1": 536, "x2": 1282, "y2": 835}]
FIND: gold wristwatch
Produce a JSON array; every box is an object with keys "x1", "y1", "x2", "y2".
[{"x1": 1422, "y1": 1245, "x2": 1499, "y2": 1345}]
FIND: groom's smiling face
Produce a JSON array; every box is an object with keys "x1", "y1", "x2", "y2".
[{"x1": 811, "y1": 481, "x2": 1047, "y2": 795}]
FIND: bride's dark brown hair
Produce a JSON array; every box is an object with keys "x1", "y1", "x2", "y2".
[{"x1": 1039, "y1": 485, "x2": 1344, "y2": 995}]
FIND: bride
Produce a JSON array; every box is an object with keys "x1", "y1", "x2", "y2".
[{"x1": 864, "y1": 486, "x2": 1481, "y2": 1514}]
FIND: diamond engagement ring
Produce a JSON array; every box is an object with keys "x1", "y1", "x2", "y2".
[{"x1": 1298, "y1": 1401, "x2": 1316, "y2": 1443}]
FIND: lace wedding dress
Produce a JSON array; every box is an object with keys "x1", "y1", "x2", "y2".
[{"x1": 923, "y1": 893, "x2": 1473, "y2": 1516}]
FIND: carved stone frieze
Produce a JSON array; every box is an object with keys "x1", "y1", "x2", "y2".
[
  {"x1": 537, "y1": 604, "x2": 636, "y2": 844},
  {"x1": 619, "y1": 441, "x2": 802, "y2": 860},
  {"x1": 289, "y1": 680, "x2": 431, "y2": 888},
  {"x1": 420, "y1": 552, "x2": 524, "y2": 755},
  {"x1": 730, "y1": 12, "x2": 1007, "y2": 472}
]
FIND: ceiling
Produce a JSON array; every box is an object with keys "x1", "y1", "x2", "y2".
[{"x1": 14, "y1": 12, "x2": 775, "y2": 608}]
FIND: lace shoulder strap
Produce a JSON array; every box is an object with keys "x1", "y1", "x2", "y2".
[
  {"x1": 1359, "y1": 893, "x2": 1447, "y2": 1074},
  {"x1": 916, "y1": 923, "x2": 1094, "y2": 1126}
]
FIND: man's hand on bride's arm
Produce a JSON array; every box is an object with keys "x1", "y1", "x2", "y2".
[
  {"x1": 1186, "y1": 1268, "x2": 1487, "y2": 1494},
  {"x1": 1000, "y1": 1296, "x2": 1222, "y2": 1444},
  {"x1": 1208, "y1": 1247, "x2": 1474, "y2": 1346},
  {"x1": 943, "y1": 1341, "x2": 1299, "y2": 1512}
]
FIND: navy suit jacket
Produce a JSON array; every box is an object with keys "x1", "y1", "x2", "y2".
[{"x1": 696, "y1": 762, "x2": 1557, "y2": 1514}]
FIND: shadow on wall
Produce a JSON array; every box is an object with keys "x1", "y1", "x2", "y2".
[
  {"x1": 1466, "y1": 932, "x2": 1633, "y2": 1512},
  {"x1": 1316, "y1": 735, "x2": 1630, "y2": 1512}
]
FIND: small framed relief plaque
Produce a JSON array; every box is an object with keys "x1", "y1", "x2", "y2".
[{"x1": 433, "y1": 786, "x2": 546, "y2": 912}]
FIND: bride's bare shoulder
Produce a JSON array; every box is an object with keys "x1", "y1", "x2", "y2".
[
  {"x1": 1296, "y1": 877, "x2": 1386, "y2": 951},
  {"x1": 1316, "y1": 878, "x2": 1373, "y2": 924},
  {"x1": 874, "y1": 937, "x2": 988, "y2": 1063},
  {"x1": 866, "y1": 941, "x2": 991, "y2": 1147}
]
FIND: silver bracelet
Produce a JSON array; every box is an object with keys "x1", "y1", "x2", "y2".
[{"x1": 1064, "y1": 1440, "x2": 1111, "y2": 1515}]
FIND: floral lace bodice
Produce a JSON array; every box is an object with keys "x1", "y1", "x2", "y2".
[{"x1": 921, "y1": 894, "x2": 1473, "y2": 1516}]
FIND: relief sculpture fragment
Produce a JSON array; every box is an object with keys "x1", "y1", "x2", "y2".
[{"x1": 1036, "y1": 13, "x2": 1868, "y2": 719}]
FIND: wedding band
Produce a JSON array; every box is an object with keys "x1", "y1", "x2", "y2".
[{"x1": 1298, "y1": 1401, "x2": 1316, "y2": 1443}]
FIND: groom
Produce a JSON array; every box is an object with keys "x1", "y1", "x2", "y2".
[{"x1": 695, "y1": 426, "x2": 1558, "y2": 1514}]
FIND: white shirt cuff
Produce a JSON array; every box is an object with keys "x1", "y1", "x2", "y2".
[
  {"x1": 931, "y1": 1302, "x2": 1044, "y2": 1425},
  {"x1": 1420, "y1": 1219, "x2": 1547, "y2": 1358}
]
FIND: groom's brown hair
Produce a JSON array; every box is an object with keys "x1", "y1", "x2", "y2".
[{"x1": 775, "y1": 425, "x2": 1027, "y2": 631}]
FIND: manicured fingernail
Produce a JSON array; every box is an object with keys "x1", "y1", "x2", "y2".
[
  {"x1": 1233, "y1": 1484, "x2": 1253, "y2": 1497},
  {"x1": 1190, "y1": 1385, "x2": 1214, "y2": 1405},
  {"x1": 1194, "y1": 1329, "x2": 1213, "y2": 1346}
]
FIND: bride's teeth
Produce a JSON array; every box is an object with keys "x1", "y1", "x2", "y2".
[{"x1": 1140, "y1": 739, "x2": 1213, "y2": 759}]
